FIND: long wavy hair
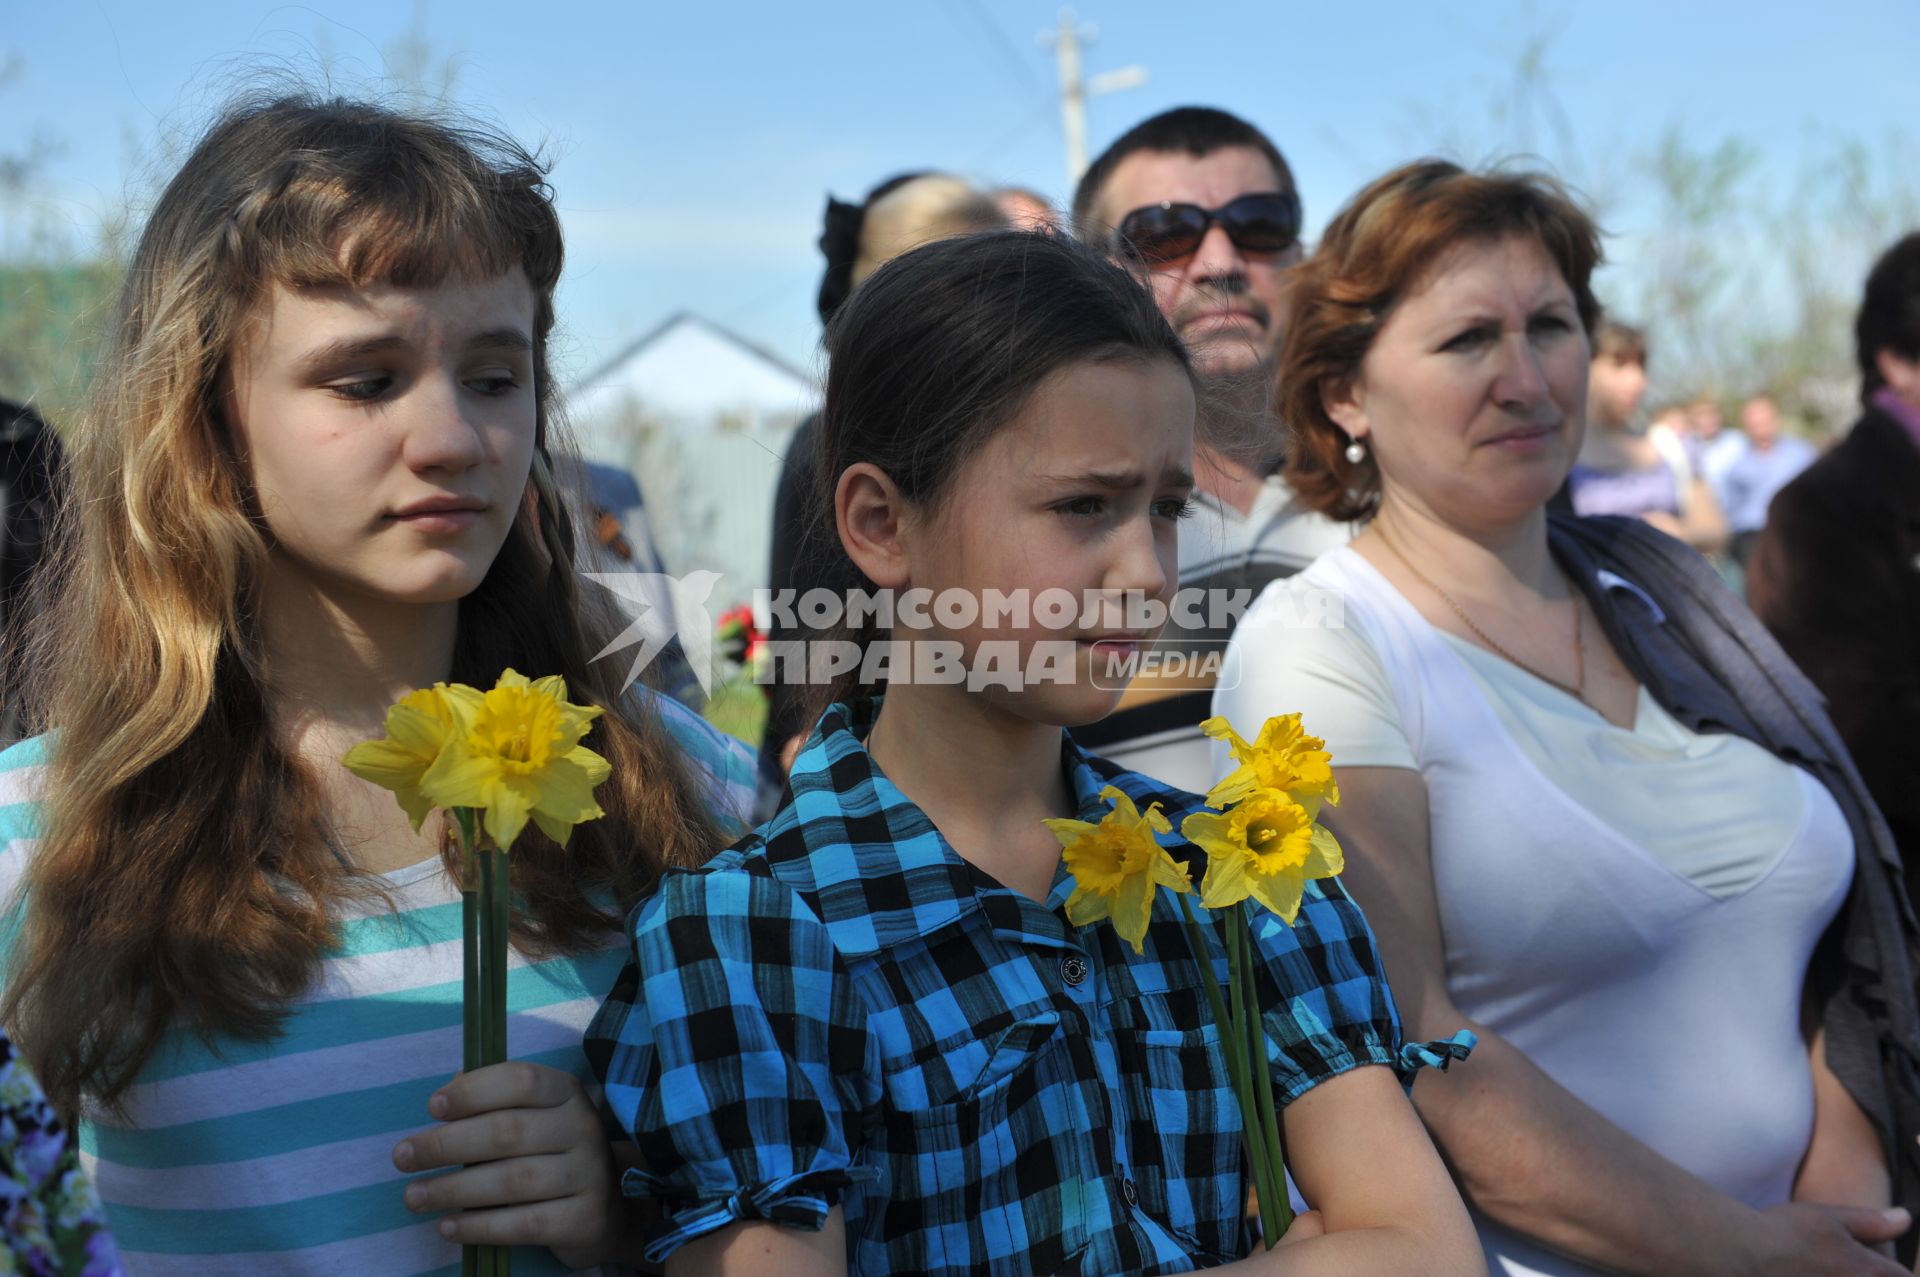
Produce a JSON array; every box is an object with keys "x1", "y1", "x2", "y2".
[{"x1": 3, "y1": 93, "x2": 731, "y2": 1116}]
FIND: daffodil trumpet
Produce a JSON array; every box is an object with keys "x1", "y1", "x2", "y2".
[
  {"x1": 345, "y1": 671, "x2": 612, "y2": 1277},
  {"x1": 1050, "y1": 714, "x2": 1346, "y2": 1252}
]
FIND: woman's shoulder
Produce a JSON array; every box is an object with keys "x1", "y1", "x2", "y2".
[
  {"x1": 1241, "y1": 545, "x2": 1384, "y2": 631},
  {"x1": 1230, "y1": 550, "x2": 1394, "y2": 681}
]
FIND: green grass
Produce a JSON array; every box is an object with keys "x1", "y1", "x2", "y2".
[{"x1": 701, "y1": 671, "x2": 768, "y2": 749}]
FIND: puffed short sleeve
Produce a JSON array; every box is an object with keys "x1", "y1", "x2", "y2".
[
  {"x1": 1214, "y1": 576, "x2": 1418, "y2": 773},
  {"x1": 1248, "y1": 876, "x2": 1472, "y2": 1103},
  {"x1": 585, "y1": 860, "x2": 880, "y2": 1264}
]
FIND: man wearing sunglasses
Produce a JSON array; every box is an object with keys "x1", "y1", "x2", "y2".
[{"x1": 1069, "y1": 106, "x2": 1352, "y2": 792}]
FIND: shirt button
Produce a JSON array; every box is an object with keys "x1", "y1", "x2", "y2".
[
  {"x1": 1121, "y1": 1177, "x2": 1139, "y2": 1207},
  {"x1": 1059, "y1": 955, "x2": 1088, "y2": 987}
]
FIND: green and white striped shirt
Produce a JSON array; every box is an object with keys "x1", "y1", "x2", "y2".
[{"x1": 0, "y1": 691, "x2": 756, "y2": 1276}]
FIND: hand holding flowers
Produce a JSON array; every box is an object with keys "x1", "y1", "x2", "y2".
[
  {"x1": 1047, "y1": 713, "x2": 1347, "y2": 1250},
  {"x1": 346, "y1": 671, "x2": 613, "y2": 1277}
]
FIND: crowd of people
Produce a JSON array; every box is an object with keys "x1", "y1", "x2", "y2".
[
  {"x1": 1567, "y1": 327, "x2": 1823, "y2": 586},
  {"x1": 0, "y1": 82, "x2": 1915, "y2": 1277}
]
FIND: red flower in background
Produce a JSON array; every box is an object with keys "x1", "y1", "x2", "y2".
[{"x1": 716, "y1": 603, "x2": 765, "y2": 669}]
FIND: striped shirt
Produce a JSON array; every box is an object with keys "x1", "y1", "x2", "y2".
[{"x1": 0, "y1": 691, "x2": 756, "y2": 1277}]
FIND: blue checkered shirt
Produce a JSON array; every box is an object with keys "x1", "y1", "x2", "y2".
[{"x1": 587, "y1": 698, "x2": 1447, "y2": 1275}]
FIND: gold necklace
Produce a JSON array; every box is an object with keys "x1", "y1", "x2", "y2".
[{"x1": 1374, "y1": 525, "x2": 1587, "y2": 705}]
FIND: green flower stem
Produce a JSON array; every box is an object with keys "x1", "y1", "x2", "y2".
[
  {"x1": 453, "y1": 811, "x2": 482, "y2": 1277},
  {"x1": 1176, "y1": 896, "x2": 1238, "y2": 1079},
  {"x1": 480, "y1": 844, "x2": 512, "y2": 1277},
  {"x1": 1234, "y1": 909, "x2": 1292, "y2": 1243},
  {"x1": 457, "y1": 813, "x2": 481, "y2": 1079},
  {"x1": 1223, "y1": 905, "x2": 1281, "y2": 1247},
  {"x1": 483, "y1": 847, "x2": 509, "y2": 1067}
]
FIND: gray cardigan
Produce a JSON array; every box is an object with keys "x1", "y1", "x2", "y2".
[{"x1": 1550, "y1": 513, "x2": 1920, "y2": 1250}]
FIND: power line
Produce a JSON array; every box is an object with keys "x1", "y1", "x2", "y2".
[{"x1": 943, "y1": 0, "x2": 1049, "y2": 101}]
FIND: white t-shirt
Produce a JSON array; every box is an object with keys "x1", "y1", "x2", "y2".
[{"x1": 1216, "y1": 545, "x2": 1854, "y2": 1277}]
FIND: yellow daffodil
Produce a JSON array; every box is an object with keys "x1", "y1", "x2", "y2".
[
  {"x1": 419, "y1": 670, "x2": 612, "y2": 850},
  {"x1": 341, "y1": 685, "x2": 460, "y2": 830},
  {"x1": 1045, "y1": 786, "x2": 1193, "y2": 955},
  {"x1": 1180, "y1": 787, "x2": 1344, "y2": 925},
  {"x1": 1201, "y1": 713, "x2": 1340, "y2": 816}
]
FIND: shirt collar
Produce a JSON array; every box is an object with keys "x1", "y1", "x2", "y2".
[{"x1": 763, "y1": 697, "x2": 1195, "y2": 958}]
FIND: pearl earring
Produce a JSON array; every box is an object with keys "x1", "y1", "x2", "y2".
[{"x1": 1345, "y1": 438, "x2": 1368, "y2": 464}]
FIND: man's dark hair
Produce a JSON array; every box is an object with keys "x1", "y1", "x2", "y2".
[
  {"x1": 1072, "y1": 106, "x2": 1296, "y2": 243},
  {"x1": 1857, "y1": 231, "x2": 1920, "y2": 402}
]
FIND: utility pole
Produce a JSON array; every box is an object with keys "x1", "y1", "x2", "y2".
[{"x1": 1040, "y1": 8, "x2": 1147, "y2": 188}]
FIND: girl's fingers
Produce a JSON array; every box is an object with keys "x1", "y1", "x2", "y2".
[
  {"x1": 403, "y1": 1152, "x2": 592, "y2": 1215},
  {"x1": 432, "y1": 1194, "x2": 608, "y2": 1248},
  {"x1": 432, "y1": 1061, "x2": 580, "y2": 1120},
  {"x1": 395, "y1": 1102, "x2": 596, "y2": 1171}
]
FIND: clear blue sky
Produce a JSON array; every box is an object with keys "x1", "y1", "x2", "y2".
[{"x1": 7, "y1": 0, "x2": 1916, "y2": 389}]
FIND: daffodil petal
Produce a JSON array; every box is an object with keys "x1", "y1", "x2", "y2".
[
  {"x1": 1064, "y1": 884, "x2": 1111, "y2": 928},
  {"x1": 1043, "y1": 816, "x2": 1099, "y2": 849},
  {"x1": 438, "y1": 683, "x2": 486, "y2": 734},
  {"x1": 1199, "y1": 845, "x2": 1253, "y2": 909},
  {"x1": 564, "y1": 744, "x2": 612, "y2": 788},
  {"x1": 1178, "y1": 809, "x2": 1236, "y2": 857},
  {"x1": 531, "y1": 808, "x2": 576, "y2": 847},
  {"x1": 481, "y1": 779, "x2": 536, "y2": 850},
  {"x1": 1249, "y1": 868, "x2": 1305, "y2": 925},
  {"x1": 1203, "y1": 763, "x2": 1259, "y2": 809},
  {"x1": 1143, "y1": 803, "x2": 1172, "y2": 836},
  {"x1": 1113, "y1": 870, "x2": 1153, "y2": 954},
  {"x1": 342, "y1": 738, "x2": 428, "y2": 788},
  {"x1": 1198, "y1": 716, "x2": 1251, "y2": 757},
  {"x1": 1151, "y1": 849, "x2": 1194, "y2": 893},
  {"x1": 531, "y1": 756, "x2": 606, "y2": 824},
  {"x1": 1099, "y1": 786, "x2": 1143, "y2": 825},
  {"x1": 418, "y1": 745, "x2": 499, "y2": 811},
  {"x1": 556, "y1": 705, "x2": 603, "y2": 750},
  {"x1": 1304, "y1": 824, "x2": 1345, "y2": 878}
]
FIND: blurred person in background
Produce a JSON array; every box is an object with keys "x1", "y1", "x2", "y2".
[
  {"x1": 992, "y1": 184, "x2": 1059, "y2": 232},
  {"x1": 1069, "y1": 106, "x2": 1349, "y2": 791},
  {"x1": 758, "y1": 173, "x2": 1006, "y2": 810},
  {"x1": 556, "y1": 454, "x2": 704, "y2": 709},
  {"x1": 0, "y1": 399, "x2": 62, "y2": 744},
  {"x1": 1647, "y1": 401, "x2": 1691, "y2": 454},
  {"x1": 1566, "y1": 321, "x2": 1728, "y2": 554},
  {"x1": 1690, "y1": 393, "x2": 1748, "y2": 508},
  {"x1": 1721, "y1": 394, "x2": 1817, "y2": 565},
  {"x1": 1751, "y1": 229, "x2": 1920, "y2": 907},
  {"x1": 1219, "y1": 159, "x2": 1920, "y2": 1277}
]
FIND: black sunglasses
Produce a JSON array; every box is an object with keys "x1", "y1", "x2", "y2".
[{"x1": 1114, "y1": 192, "x2": 1303, "y2": 266}]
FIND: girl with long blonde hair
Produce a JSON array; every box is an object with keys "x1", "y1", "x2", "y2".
[{"x1": 0, "y1": 91, "x2": 753, "y2": 1275}]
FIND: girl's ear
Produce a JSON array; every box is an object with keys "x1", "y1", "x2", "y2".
[
  {"x1": 1322, "y1": 374, "x2": 1369, "y2": 442},
  {"x1": 835, "y1": 462, "x2": 912, "y2": 590}
]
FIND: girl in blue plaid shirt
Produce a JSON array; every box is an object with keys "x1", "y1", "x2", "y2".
[{"x1": 588, "y1": 232, "x2": 1483, "y2": 1276}]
